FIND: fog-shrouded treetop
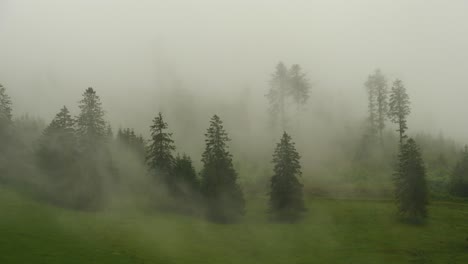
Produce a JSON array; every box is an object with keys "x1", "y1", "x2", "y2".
[
  {"x1": 201, "y1": 115, "x2": 245, "y2": 222},
  {"x1": 388, "y1": 79, "x2": 411, "y2": 145},
  {"x1": 269, "y1": 132, "x2": 305, "y2": 222},
  {"x1": 0, "y1": 84, "x2": 12, "y2": 124},
  {"x1": 76, "y1": 87, "x2": 107, "y2": 148}
]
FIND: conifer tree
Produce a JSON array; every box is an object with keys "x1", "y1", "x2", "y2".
[
  {"x1": 394, "y1": 138, "x2": 428, "y2": 221},
  {"x1": 388, "y1": 79, "x2": 411, "y2": 145},
  {"x1": 36, "y1": 106, "x2": 79, "y2": 205},
  {"x1": 38, "y1": 106, "x2": 76, "y2": 164},
  {"x1": 365, "y1": 69, "x2": 388, "y2": 145},
  {"x1": 200, "y1": 115, "x2": 245, "y2": 222},
  {"x1": 269, "y1": 132, "x2": 305, "y2": 222},
  {"x1": 117, "y1": 128, "x2": 146, "y2": 158},
  {"x1": 0, "y1": 85, "x2": 13, "y2": 180},
  {"x1": 173, "y1": 154, "x2": 199, "y2": 198},
  {"x1": 0, "y1": 84, "x2": 12, "y2": 124},
  {"x1": 76, "y1": 87, "x2": 107, "y2": 148},
  {"x1": 146, "y1": 112, "x2": 175, "y2": 186},
  {"x1": 449, "y1": 146, "x2": 468, "y2": 197},
  {"x1": 267, "y1": 62, "x2": 290, "y2": 129},
  {"x1": 267, "y1": 63, "x2": 310, "y2": 130},
  {"x1": 288, "y1": 64, "x2": 310, "y2": 109}
]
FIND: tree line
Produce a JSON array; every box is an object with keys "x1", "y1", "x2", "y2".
[{"x1": 1, "y1": 64, "x2": 468, "y2": 223}]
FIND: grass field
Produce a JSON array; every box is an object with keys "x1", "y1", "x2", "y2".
[{"x1": 0, "y1": 187, "x2": 467, "y2": 264}]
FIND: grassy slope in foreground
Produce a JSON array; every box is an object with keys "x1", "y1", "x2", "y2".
[{"x1": 0, "y1": 188, "x2": 467, "y2": 264}]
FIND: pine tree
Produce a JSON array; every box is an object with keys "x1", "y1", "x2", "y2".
[
  {"x1": 267, "y1": 63, "x2": 310, "y2": 130},
  {"x1": 74, "y1": 87, "x2": 109, "y2": 209},
  {"x1": 117, "y1": 128, "x2": 146, "y2": 159},
  {"x1": 269, "y1": 132, "x2": 305, "y2": 222},
  {"x1": 146, "y1": 112, "x2": 175, "y2": 187},
  {"x1": 394, "y1": 138, "x2": 428, "y2": 221},
  {"x1": 200, "y1": 115, "x2": 245, "y2": 222},
  {"x1": 288, "y1": 64, "x2": 310, "y2": 109},
  {"x1": 388, "y1": 79, "x2": 411, "y2": 145},
  {"x1": 76, "y1": 87, "x2": 107, "y2": 148},
  {"x1": 449, "y1": 146, "x2": 468, "y2": 197},
  {"x1": 173, "y1": 154, "x2": 199, "y2": 198},
  {"x1": 36, "y1": 106, "x2": 79, "y2": 205},
  {"x1": 267, "y1": 62, "x2": 290, "y2": 130},
  {"x1": 365, "y1": 69, "x2": 388, "y2": 145},
  {"x1": 0, "y1": 84, "x2": 12, "y2": 124}
]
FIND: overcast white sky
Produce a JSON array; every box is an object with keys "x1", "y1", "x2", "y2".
[{"x1": 1, "y1": 0, "x2": 468, "y2": 141}]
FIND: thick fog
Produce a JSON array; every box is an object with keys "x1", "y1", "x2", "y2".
[{"x1": 1, "y1": 0, "x2": 468, "y2": 142}]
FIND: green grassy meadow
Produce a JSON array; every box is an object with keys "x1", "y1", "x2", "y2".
[{"x1": 1, "y1": 187, "x2": 467, "y2": 264}]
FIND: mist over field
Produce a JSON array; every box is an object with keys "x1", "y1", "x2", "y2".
[
  {"x1": 1, "y1": 1, "x2": 468, "y2": 263},
  {"x1": 2, "y1": 0, "x2": 468, "y2": 140}
]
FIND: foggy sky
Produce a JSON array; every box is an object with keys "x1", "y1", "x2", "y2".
[{"x1": 1, "y1": 0, "x2": 468, "y2": 142}]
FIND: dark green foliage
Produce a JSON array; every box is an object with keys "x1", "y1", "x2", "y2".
[
  {"x1": 146, "y1": 112, "x2": 175, "y2": 185},
  {"x1": 365, "y1": 69, "x2": 388, "y2": 145},
  {"x1": 269, "y1": 132, "x2": 305, "y2": 222},
  {"x1": 394, "y1": 138, "x2": 428, "y2": 221},
  {"x1": 0, "y1": 84, "x2": 13, "y2": 179},
  {"x1": 36, "y1": 106, "x2": 81, "y2": 206},
  {"x1": 388, "y1": 79, "x2": 411, "y2": 145},
  {"x1": 37, "y1": 106, "x2": 77, "y2": 170},
  {"x1": 76, "y1": 87, "x2": 107, "y2": 148},
  {"x1": 172, "y1": 154, "x2": 199, "y2": 199},
  {"x1": 117, "y1": 128, "x2": 146, "y2": 159},
  {"x1": 449, "y1": 146, "x2": 468, "y2": 197},
  {"x1": 267, "y1": 62, "x2": 310, "y2": 129},
  {"x1": 288, "y1": 64, "x2": 310, "y2": 107},
  {"x1": 73, "y1": 87, "x2": 109, "y2": 209},
  {"x1": 200, "y1": 115, "x2": 245, "y2": 222},
  {"x1": 0, "y1": 84, "x2": 12, "y2": 125}
]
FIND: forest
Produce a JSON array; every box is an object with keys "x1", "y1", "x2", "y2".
[{"x1": 1, "y1": 1, "x2": 468, "y2": 263}]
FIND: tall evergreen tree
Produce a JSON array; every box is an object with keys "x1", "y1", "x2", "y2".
[
  {"x1": 37, "y1": 106, "x2": 78, "y2": 204},
  {"x1": 200, "y1": 115, "x2": 245, "y2": 222},
  {"x1": 394, "y1": 138, "x2": 428, "y2": 221},
  {"x1": 117, "y1": 127, "x2": 146, "y2": 158},
  {"x1": 76, "y1": 87, "x2": 106, "y2": 148},
  {"x1": 388, "y1": 79, "x2": 411, "y2": 145},
  {"x1": 146, "y1": 112, "x2": 175, "y2": 187},
  {"x1": 269, "y1": 132, "x2": 305, "y2": 222},
  {"x1": 288, "y1": 64, "x2": 310, "y2": 109},
  {"x1": 449, "y1": 146, "x2": 468, "y2": 197},
  {"x1": 0, "y1": 84, "x2": 12, "y2": 180},
  {"x1": 365, "y1": 69, "x2": 388, "y2": 145},
  {"x1": 0, "y1": 84, "x2": 12, "y2": 124},
  {"x1": 38, "y1": 106, "x2": 76, "y2": 164},
  {"x1": 173, "y1": 154, "x2": 199, "y2": 198},
  {"x1": 267, "y1": 63, "x2": 311, "y2": 130},
  {"x1": 267, "y1": 62, "x2": 290, "y2": 129}
]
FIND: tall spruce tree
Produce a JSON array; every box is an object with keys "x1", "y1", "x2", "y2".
[
  {"x1": 146, "y1": 112, "x2": 176, "y2": 188},
  {"x1": 449, "y1": 146, "x2": 468, "y2": 197},
  {"x1": 117, "y1": 128, "x2": 146, "y2": 159},
  {"x1": 267, "y1": 63, "x2": 310, "y2": 130},
  {"x1": 37, "y1": 106, "x2": 78, "y2": 204},
  {"x1": 173, "y1": 154, "x2": 199, "y2": 198},
  {"x1": 388, "y1": 79, "x2": 411, "y2": 145},
  {"x1": 394, "y1": 138, "x2": 428, "y2": 221},
  {"x1": 38, "y1": 106, "x2": 76, "y2": 169},
  {"x1": 267, "y1": 62, "x2": 290, "y2": 129},
  {"x1": 288, "y1": 64, "x2": 310, "y2": 109},
  {"x1": 74, "y1": 87, "x2": 108, "y2": 208},
  {"x1": 0, "y1": 84, "x2": 12, "y2": 125},
  {"x1": 76, "y1": 87, "x2": 106, "y2": 148},
  {"x1": 200, "y1": 115, "x2": 245, "y2": 222},
  {"x1": 269, "y1": 132, "x2": 305, "y2": 222},
  {"x1": 365, "y1": 69, "x2": 388, "y2": 145},
  {"x1": 0, "y1": 84, "x2": 12, "y2": 179}
]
